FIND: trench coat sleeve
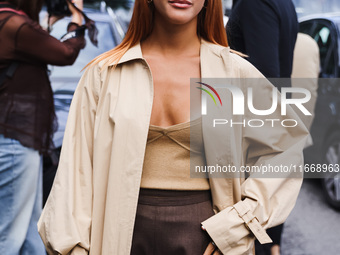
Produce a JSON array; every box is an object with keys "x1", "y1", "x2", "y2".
[
  {"x1": 38, "y1": 65, "x2": 100, "y2": 254},
  {"x1": 201, "y1": 57, "x2": 309, "y2": 254}
]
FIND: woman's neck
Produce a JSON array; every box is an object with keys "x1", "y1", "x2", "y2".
[{"x1": 142, "y1": 13, "x2": 201, "y2": 58}]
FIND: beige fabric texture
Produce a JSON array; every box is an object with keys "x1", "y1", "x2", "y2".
[
  {"x1": 38, "y1": 40, "x2": 309, "y2": 255},
  {"x1": 291, "y1": 33, "x2": 320, "y2": 131},
  {"x1": 140, "y1": 118, "x2": 210, "y2": 190}
]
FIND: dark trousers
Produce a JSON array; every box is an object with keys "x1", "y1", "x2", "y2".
[{"x1": 131, "y1": 189, "x2": 214, "y2": 255}]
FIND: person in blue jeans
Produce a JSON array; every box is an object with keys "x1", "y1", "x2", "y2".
[
  {"x1": 0, "y1": 0, "x2": 85, "y2": 253},
  {"x1": 0, "y1": 136, "x2": 44, "y2": 254}
]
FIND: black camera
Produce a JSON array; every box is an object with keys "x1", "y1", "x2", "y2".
[{"x1": 45, "y1": 0, "x2": 71, "y2": 16}]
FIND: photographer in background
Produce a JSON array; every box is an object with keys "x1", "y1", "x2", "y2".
[
  {"x1": 0, "y1": 0, "x2": 85, "y2": 254},
  {"x1": 43, "y1": 0, "x2": 83, "y2": 30}
]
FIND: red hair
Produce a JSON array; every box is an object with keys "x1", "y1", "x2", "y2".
[{"x1": 88, "y1": 0, "x2": 228, "y2": 68}]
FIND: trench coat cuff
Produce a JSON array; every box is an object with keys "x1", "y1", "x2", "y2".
[
  {"x1": 232, "y1": 200, "x2": 272, "y2": 244},
  {"x1": 201, "y1": 200, "x2": 271, "y2": 254},
  {"x1": 69, "y1": 246, "x2": 88, "y2": 255}
]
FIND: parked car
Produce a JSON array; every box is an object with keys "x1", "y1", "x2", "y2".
[
  {"x1": 299, "y1": 13, "x2": 340, "y2": 210},
  {"x1": 42, "y1": 3, "x2": 131, "y2": 204}
]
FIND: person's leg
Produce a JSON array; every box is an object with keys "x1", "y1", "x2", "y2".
[
  {"x1": 0, "y1": 134, "x2": 45, "y2": 255},
  {"x1": 267, "y1": 224, "x2": 283, "y2": 255},
  {"x1": 21, "y1": 156, "x2": 45, "y2": 255},
  {"x1": 270, "y1": 244, "x2": 280, "y2": 255},
  {"x1": 255, "y1": 224, "x2": 284, "y2": 255}
]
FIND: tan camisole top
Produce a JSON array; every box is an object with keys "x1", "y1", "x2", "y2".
[{"x1": 140, "y1": 117, "x2": 210, "y2": 190}]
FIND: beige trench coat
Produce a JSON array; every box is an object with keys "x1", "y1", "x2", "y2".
[{"x1": 38, "y1": 40, "x2": 309, "y2": 255}]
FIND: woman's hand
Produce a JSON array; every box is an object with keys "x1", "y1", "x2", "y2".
[
  {"x1": 49, "y1": 15, "x2": 65, "y2": 26},
  {"x1": 67, "y1": 0, "x2": 83, "y2": 26},
  {"x1": 203, "y1": 242, "x2": 223, "y2": 255},
  {"x1": 40, "y1": 14, "x2": 65, "y2": 31}
]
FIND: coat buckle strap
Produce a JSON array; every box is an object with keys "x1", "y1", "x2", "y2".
[{"x1": 233, "y1": 201, "x2": 273, "y2": 244}]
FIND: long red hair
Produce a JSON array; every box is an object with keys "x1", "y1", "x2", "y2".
[{"x1": 88, "y1": 0, "x2": 228, "y2": 68}]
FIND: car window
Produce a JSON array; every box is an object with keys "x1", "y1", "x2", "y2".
[
  {"x1": 49, "y1": 20, "x2": 115, "y2": 78},
  {"x1": 301, "y1": 20, "x2": 337, "y2": 77},
  {"x1": 314, "y1": 24, "x2": 336, "y2": 77},
  {"x1": 300, "y1": 21, "x2": 315, "y2": 35}
]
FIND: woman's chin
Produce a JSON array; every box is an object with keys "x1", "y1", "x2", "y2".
[{"x1": 162, "y1": 13, "x2": 197, "y2": 25}]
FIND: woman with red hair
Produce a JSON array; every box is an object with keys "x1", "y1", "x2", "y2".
[{"x1": 38, "y1": 0, "x2": 308, "y2": 254}]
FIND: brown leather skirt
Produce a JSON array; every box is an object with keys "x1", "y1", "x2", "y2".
[{"x1": 130, "y1": 188, "x2": 214, "y2": 255}]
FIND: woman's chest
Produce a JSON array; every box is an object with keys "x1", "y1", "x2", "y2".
[{"x1": 146, "y1": 56, "x2": 202, "y2": 126}]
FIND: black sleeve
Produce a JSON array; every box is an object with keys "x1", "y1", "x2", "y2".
[
  {"x1": 14, "y1": 17, "x2": 85, "y2": 66},
  {"x1": 238, "y1": 0, "x2": 280, "y2": 78}
]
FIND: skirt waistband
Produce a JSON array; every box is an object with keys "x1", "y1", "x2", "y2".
[{"x1": 137, "y1": 188, "x2": 212, "y2": 206}]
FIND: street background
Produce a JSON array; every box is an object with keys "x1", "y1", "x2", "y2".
[{"x1": 282, "y1": 179, "x2": 340, "y2": 255}]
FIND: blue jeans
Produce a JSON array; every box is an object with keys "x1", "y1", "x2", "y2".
[{"x1": 0, "y1": 134, "x2": 45, "y2": 255}]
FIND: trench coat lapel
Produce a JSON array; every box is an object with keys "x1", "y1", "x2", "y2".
[{"x1": 200, "y1": 41, "x2": 238, "y2": 210}]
